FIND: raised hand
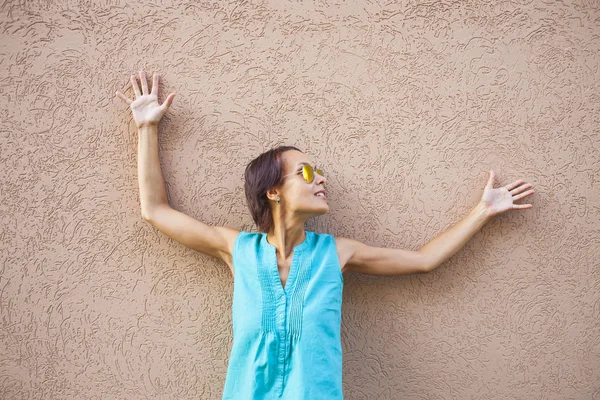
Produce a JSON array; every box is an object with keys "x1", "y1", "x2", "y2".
[
  {"x1": 115, "y1": 71, "x2": 176, "y2": 128},
  {"x1": 480, "y1": 170, "x2": 534, "y2": 218}
]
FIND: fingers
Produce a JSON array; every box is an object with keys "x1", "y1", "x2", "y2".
[
  {"x1": 505, "y1": 179, "x2": 526, "y2": 192},
  {"x1": 130, "y1": 75, "x2": 141, "y2": 97},
  {"x1": 510, "y1": 182, "x2": 534, "y2": 196},
  {"x1": 513, "y1": 203, "x2": 533, "y2": 209},
  {"x1": 513, "y1": 189, "x2": 534, "y2": 201},
  {"x1": 115, "y1": 90, "x2": 132, "y2": 105},
  {"x1": 151, "y1": 74, "x2": 159, "y2": 96},
  {"x1": 139, "y1": 71, "x2": 149, "y2": 95},
  {"x1": 118, "y1": 72, "x2": 169, "y2": 108}
]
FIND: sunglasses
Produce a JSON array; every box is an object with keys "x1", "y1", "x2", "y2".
[{"x1": 282, "y1": 164, "x2": 324, "y2": 184}]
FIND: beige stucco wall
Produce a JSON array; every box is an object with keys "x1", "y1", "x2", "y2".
[{"x1": 2, "y1": 0, "x2": 599, "y2": 398}]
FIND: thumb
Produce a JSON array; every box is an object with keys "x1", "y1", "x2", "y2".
[
  {"x1": 486, "y1": 170, "x2": 495, "y2": 189},
  {"x1": 161, "y1": 93, "x2": 176, "y2": 111}
]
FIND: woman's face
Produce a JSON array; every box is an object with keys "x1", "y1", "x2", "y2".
[{"x1": 269, "y1": 150, "x2": 328, "y2": 217}]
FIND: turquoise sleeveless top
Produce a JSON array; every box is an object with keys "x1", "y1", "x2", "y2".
[{"x1": 222, "y1": 230, "x2": 344, "y2": 399}]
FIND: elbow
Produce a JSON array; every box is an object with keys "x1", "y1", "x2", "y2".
[
  {"x1": 420, "y1": 251, "x2": 436, "y2": 273},
  {"x1": 141, "y1": 205, "x2": 162, "y2": 222},
  {"x1": 141, "y1": 209, "x2": 153, "y2": 222},
  {"x1": 142, "y1": 204, "x2": 169, "y2": 223}
]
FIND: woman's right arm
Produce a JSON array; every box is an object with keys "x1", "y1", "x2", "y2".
[
  {"x1": 138, "y1": 124, "x2": 239, "y2": 272},
  {"x1": 116, "y1": 71, "x2": 239, "y2": 275}
]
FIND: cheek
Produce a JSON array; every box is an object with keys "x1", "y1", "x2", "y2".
[{"x1": 289, "y1": 185, "x2": 314, "y2": 203}]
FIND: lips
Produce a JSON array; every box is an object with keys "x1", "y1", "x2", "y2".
[{"x1": 314, "y1": 190, "x2": 326, "y2": 198}]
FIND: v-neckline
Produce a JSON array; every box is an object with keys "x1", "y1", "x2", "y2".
[{"x1": 263, "y1": 231, "x2": 310, "y2": 293}]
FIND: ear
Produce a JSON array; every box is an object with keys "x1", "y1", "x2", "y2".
[{"x1": 265, "y1": 187, "x2": 280, "y2": 202}]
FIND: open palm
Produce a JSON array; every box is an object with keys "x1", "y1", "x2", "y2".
[
  {"x1": 115, "y1": 71, "x2": 175, "y2": 128},
  {"x1": 480, "y1": 170, "x2": 534, "y2": 218}
]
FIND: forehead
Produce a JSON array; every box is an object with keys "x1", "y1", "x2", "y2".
[{"x1": 282, "y1": 150, "x2": 311, "y2": 171}]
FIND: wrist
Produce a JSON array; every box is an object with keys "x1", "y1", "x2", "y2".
[
  {"x1": 137, "y1": 123, "x2": 158, "y2": 132},
  {"x1": 475, "y1": 201, "x2": 493, "y2": 221}
]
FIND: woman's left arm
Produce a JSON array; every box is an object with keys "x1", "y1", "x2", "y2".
[{"x1": 421, "y1": 170, "x2": 534, "y2": 272}]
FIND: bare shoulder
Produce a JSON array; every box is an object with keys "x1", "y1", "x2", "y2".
[
  {"x1": 214, "y1": 226, "x2": 242, "y2": 276},
  {"x1": 333, "y1": 236, "x2": 362, "y2": 274}
]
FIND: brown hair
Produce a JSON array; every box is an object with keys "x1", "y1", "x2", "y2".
[{"x1": 244, "y1": 145, "x2": 302, "y2": 233}]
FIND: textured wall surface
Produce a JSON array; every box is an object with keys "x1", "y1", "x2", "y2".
[{"x1": 1, "y1": 0, "x2": 599, "y2": 399}]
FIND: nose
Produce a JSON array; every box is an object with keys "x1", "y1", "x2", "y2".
[{"x1": 315, "y1": 172, "x2": 326, "y2": 186}]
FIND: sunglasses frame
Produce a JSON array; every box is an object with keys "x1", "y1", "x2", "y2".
[{"x1": 282, "y1": 164, "x2": 324, "y2": 184}]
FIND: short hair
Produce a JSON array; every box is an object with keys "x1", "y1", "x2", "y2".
[{"x1": 244, "y1": 145, "x2": 302, "y2": 233}]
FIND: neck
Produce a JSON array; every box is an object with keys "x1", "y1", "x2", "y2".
[{"x1": 267, "y1": 211, "x2": 308, "y2": 259}]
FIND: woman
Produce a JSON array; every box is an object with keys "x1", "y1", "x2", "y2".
[{"x1": 116, "y1": 71, "x2": 534, "y2": 399}]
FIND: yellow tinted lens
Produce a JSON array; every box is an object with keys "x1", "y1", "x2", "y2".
[
  {"x1": 302, "y1": 165, "x2": 314, "y2": 183},
  {"x1": 315, "y1": 169, "x2": 324, "y2": 178}
]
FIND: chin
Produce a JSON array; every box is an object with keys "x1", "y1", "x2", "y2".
[
  {"x1": 315, "y1": 204, "x2": 329, "y2": 215},
  {"x1": 298, "y1": 200, "x2": 329, "y2": 216},
  {"x1": 303, "y1": 206, "x2": 329, "y2": 217}
]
